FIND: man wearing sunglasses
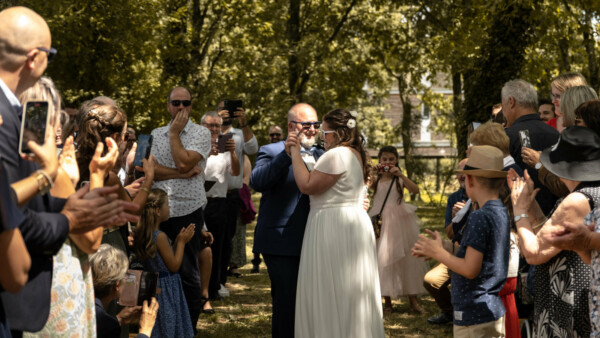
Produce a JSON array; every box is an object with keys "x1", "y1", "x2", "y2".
[
  {"x1": 150, "y1": 86, "x2": 214, "y2": 329},
  {"x1": 250, "y1": 103, "x2": 324, "y2": 337},
  {"x1": 268, "y1": 125, "x2": 283, "y2": 143}
]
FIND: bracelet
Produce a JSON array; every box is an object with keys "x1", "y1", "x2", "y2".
[
  {"x1": 140, "y1": 186, "x2": 151, "y2": 194},
  {"x1": 35, "y1": 169, "x2": 53, "y2": 195}
]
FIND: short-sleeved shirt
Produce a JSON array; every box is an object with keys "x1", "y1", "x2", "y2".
[
  {"x1": 451, "y1": 199, "x2": 509, "y2": 326},
  {"x1": 222, "y1": 126, "x2": 257, "y2": 190},
  {"x1": 151, "y1": 121, "x2": 211, "y2": 217},
  {"x1": 205, "y1": 152, "x2": 231, "y2": 198}
]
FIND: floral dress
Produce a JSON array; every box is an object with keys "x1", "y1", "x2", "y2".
[
  {"x1": 584, "y1": 206, "x2": 600, "y2": 337},
  {"x1": 532, "y1": 183, "x2": 600, "y2": 338},
  {"x1": 23, "y1": 238, "x2": 96, "y2": 337}
]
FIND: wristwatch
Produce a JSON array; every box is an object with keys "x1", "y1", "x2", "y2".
[
  {"x1": 35, "y1": 170, "x2": 52, "y2": 195},
  {"x1": 514, "y1": 213, "x2": 529, "y2": 223},
  {"x1": 534, "y1": 162, "x2": 542, "y2": 170}
]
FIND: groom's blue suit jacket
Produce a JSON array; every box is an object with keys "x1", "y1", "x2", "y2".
[{"x1": 250, "y1": 140, "x2": 324, "y2": 257}]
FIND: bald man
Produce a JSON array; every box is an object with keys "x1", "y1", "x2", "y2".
[
  {"x1": 250, "y1": 103, "x2": 324, "y2": 337},
  {"x1": 0, "y1": 7, "x2": 138, "y2": 334}
]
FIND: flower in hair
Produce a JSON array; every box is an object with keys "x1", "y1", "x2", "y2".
[
  {"x1": 349, "y1": 110, "x2": 359, "y2": 118},
  {"x1": 347, "y1": 119, "x2": 356, "y2": 129}
]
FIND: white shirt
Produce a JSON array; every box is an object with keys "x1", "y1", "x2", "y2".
[
  {"x1": 204, "y1": 152, "x2": 231, "y2": 198},
  {"x1": 151, "y1": 121, "x2": 211, "y2": 217},
  {"x1": 222, "y1": 126, "x2": 258, "y2": 190},
  {"x1": 0, "y1": 78, "x2": 21, "y2": 114}
]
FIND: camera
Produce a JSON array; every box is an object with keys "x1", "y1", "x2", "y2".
[{"x1": 380, "y1": 164, "x2": 393, "y2": 173}]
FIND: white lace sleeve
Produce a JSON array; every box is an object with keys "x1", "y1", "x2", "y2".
[{"x1": 313, "y1": 147, "x2": 347, "y2": 175}]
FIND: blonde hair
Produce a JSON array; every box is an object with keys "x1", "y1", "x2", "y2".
[
  {"x1": 469, "y1": 121, "x2": 510, "y2": 156},
  {"x1": 561, "y1": 86, "x2": 598, "y2": 126},
  {"x1": 551, "y1": 72, "x2": 587, "y2": 93},
  {"x1": 90, "y1": 244, "x2": 129, "y2": 298},
  {"x1": 18, "y1": 76, "x2": 61, "y2": 130}
]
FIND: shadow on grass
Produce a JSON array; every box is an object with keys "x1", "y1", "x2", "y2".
[{"x1": 195, "y1": 200, "x2": 452, "y2": 337}]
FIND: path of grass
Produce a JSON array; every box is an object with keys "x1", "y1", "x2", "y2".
[{"x1": 196, "y1": 202, "x2": 453, "y2": 337}]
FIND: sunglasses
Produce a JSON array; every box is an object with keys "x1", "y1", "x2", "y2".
[
  {"x1": 269, "y1": 133, "x2": 282, "y2": 137},
  {"x1": 169, "y1": 100, "x2": 192, "y2": 107},
  {"x1": 36, "y1": 46, "x2": 57, "y2": 62},
  {"x1": 291, "y1": 121, "x2": 321, "y2": 130}
]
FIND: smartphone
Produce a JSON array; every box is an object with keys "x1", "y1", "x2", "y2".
[
  {"x1": 134, "y1": 134, "x2": 153, "y2": 179},
  {"x1": 217, "y1": 133, "x2": 233, "y2": 153},
  {"x1": 519, "y1": 129, "x2": 531, "y2": 148},
  {"x1": 223, "y1": 99, "x2": 243, "y2": 117},
  {"x1": 19, "y1": 101, "x2": 50, "y2": 155}
]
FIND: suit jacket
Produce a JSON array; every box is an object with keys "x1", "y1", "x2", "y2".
[
  {"x1": 250, "y1": 141, "x2": 324, "y2": 257},
  {"x1": 0, "y1": 87, "x2": 69, "y2": 332}
]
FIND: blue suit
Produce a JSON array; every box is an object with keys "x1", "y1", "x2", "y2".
[
  {"x1": 250, "y1": 140, "x2": 323, "y2": 337},
  {"x1": 0, "y1": 88, "x2": 69, "y2": 333}
]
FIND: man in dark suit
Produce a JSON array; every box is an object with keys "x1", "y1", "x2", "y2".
[
  {"x1": 250, "y1": 103, "x2": 324, "y2": 338},
  {"x1": 0, "y1": 6, "x2": 138, "y2": 334}
]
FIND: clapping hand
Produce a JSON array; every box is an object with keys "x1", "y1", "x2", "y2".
[
  {"x1": 509, "y1": 169, "x2": 539, "y2": 214},
  {"x1": 59, "y1": 136, "x2": 79, "y2": 187},
  {"x1": 89, "y1": 137, "x2": 119, "y2": 190},
  {"x1": 412, "y1": 229, "x2": 443, "y2": 260},
  {"x1": 176, "y1": 223, "x2": 196, "y2": 244}
]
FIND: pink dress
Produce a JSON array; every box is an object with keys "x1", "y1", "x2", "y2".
[{"x1": 369, "y1": 179, "x2": 429, "y2": 297}]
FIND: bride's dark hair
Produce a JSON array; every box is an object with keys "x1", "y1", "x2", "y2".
[{"x1": 322, "y1": 109, "x2": 370, "y2": 182}]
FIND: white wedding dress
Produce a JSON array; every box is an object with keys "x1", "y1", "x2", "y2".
[{"x1": 295, "y1": 147, "x2": 385, "y2": 338}]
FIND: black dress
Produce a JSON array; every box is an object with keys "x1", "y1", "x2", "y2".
[{"x1": 532, "y1": 182, "x2": 600, "y2": 337}]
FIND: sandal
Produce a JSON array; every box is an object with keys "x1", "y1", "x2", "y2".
[{"x1": 201, "y1": 297, "x2": 215, "y2": 315}]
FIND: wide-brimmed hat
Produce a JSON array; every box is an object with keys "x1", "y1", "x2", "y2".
[
  {"x1": 540, "y1": 126, "x2": 600, "y2": 182},
  {"x1": 457, "y1": 145, "x2": 507, "y2": 178}
]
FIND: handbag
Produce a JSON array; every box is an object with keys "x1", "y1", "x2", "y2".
[{"x1": 371, "y1": 177, "x2": 396, "y2": 238}]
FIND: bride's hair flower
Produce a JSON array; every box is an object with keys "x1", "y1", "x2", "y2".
[
  {"x1": 349, "y1": 110, "x2": 359, "y2": 118},
  {"x1": 346, "y1": 119, "x2": 356, "y2": 129}
]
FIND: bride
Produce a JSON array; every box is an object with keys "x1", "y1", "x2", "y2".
[{"x1": 288, "y1": 109, "x2": 385, "y2": 338}]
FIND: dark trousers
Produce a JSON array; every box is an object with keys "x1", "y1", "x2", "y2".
[
  {"x1": 160, "y1": 207, "x2": 206, "y2": 332},
  {"x1": 263, "y1": 254, "x2": 300, "y2": 338},
  {"x1": 204, "y1": 197, "x2": 226, "y2": 299},
  {"x1": 221, "y1": 190, "x2": 241, "y2": 285}
]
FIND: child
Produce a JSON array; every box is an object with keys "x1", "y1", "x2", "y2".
[
  {"x1": 134, "y1": 189, "x2": 196, "y2": 337},
  {"x1": 412, "y1": 145, "x2": 510, "y2": 337},
  {"x1": 369, "y1": 146, "x2": 429, "y2": 313}
]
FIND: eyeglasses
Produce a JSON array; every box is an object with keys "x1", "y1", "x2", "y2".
[
  {"x1": 169, "y1": 100, "x2": 192, "y2": 107},
  {"x1": 269, "y1": 133, "x2": 282, "y2": 137},
  {"x1": 551, "y1": 93, "x2": 561, "y2": 101},
  {"x1": 203, "y1": 123, "x2": 222, "y2": 128},
  {"x1": 291, "y1": 121, "x2": 321, "y2": 130},
  {"x1": 36, "y1": 46, "x2": 57, "y2": 62},
  {"x1": 319, "y1": 130, "x2": 336, "y2": 139}
]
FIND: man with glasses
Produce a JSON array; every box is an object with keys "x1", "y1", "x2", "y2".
[
  {"x1": 268, "y1": 125, "x2": 283, "y2": 143},
  {"x1": 150, "y1": 86, "x2": 214, "y2": 330},
  {"x1": 216, "y1": 100, "x2": 258, "y2": 294},
  {"x1": 0, "y1": 6, "x2": 140, "y2": 335},
  {"x1": 250, "y1": 103, "x2": 324, "y2": 337}
]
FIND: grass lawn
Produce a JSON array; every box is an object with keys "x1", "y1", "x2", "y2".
[{"x1": 195, "y1": 200, "x2": 453, "y2": 337}]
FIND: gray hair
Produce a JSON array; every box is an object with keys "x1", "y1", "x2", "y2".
[
  {"x1": 89, "y1": 244, "x2": 129, "y2": 298},
  {"x1": 201, "y1": 111, "x2": 221, "y2": 124},
  {"x1": 561, "y1": 85, "x2": 598, "y2": 126},
  {"x1": 501, "y1": 79, "x2": 538, "y2": 111}
]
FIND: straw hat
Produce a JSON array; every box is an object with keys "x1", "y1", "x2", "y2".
[{"x1": 457, "y1": 145, "x2": 507, "y2": 178}]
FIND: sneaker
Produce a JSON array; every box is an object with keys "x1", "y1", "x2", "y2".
[
  {"x1": 427, "y1": 312, "x2": 452, "y2": 325},
  {"x1": 250, "y1": 265, "x2": 260, "y2": 273},
  {"x1": 218, "y1": 284, "x2": 230, "y2": 298}
]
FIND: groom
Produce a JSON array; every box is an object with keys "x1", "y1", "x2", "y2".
[{"x1": 250, "y1": 103, "x2": 324, "y2": 338}]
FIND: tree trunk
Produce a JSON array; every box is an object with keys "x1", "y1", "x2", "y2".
[
  {"x1": 287, "y1": 0, "x2": 301, "y2": 104},
  {"x1": 452, "y1": 67, "x2": 465, "y2": 157},
  {"x1": 397, "y1": 76, "x2": 415, "y2": 185},
  {"x1": 582, "y1": 11, "x2": 598, "y2": 92}
]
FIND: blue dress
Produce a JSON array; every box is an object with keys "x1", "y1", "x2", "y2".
[{"x1": 144, "y1": 231, "x2": 194, "y2": 337}]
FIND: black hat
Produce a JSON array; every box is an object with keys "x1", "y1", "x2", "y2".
[{"x1": 540, "y1": 126, "x2": 600, "y2": 181}]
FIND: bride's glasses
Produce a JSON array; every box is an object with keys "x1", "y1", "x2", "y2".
[{"x1": 319, "y1": 129, "x2": 336, "y2": 139}]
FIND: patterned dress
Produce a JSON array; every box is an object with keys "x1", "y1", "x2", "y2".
[
  {"x1": 23, "y1": 238, "x2": 96, "y2": 337},
  {"x1": 584, "y1": 205, "x2": 600, "y2": 337},
  {"x1": 532, "y1": 183, "x2": 600, "y2": 337}
]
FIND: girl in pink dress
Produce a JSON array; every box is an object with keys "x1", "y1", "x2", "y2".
[{"x1": 369, "y1": 146, "x2": 429, "y2": 313}]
